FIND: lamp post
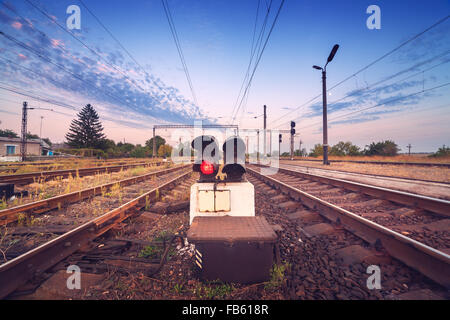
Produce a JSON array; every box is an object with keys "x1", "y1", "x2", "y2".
[
  {"x1": 39, "y1": 116, "x2": 44, "y2": 139},
  {"x1": 313, "y1": 44, "x2": 339, "y2": 165}
]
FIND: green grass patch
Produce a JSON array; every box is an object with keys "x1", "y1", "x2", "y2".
[
  {"x1": 264, "y1": 262, "x2": 290, "y2": 291},
  {"x1": 194, "y1": 280, "x2": 234, "y2": 299}
]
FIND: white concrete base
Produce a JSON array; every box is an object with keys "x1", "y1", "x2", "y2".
[
  {"x1": 189, "y1": 181, "x2": 255, "y2": 224},
  {"x1": 0, "y1": 156, "x2": 21, "y2": 162}
]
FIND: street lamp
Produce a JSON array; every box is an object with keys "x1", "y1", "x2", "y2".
[
  {"x1": 313, "y1": 44, "x2": 339, "y2": 165},
  {"x1": 39, "y1": 116, "x2": 44, "y2": 140}
]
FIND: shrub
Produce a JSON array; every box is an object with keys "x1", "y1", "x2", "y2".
[
  {"x1": 429, "y1": 145, "x2": 450, "y2": 158},
  {"x1": 364, "y1": 140, "x2": 400, "y2": 156}
]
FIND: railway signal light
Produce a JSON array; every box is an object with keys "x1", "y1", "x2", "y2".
[
  {"x1": 279, "y1": 134, "x2": 282, "y2": 143},
  {"x1": 222, "y1": 136, "x2": 246, "y2": 182},
  {"x1": 191, "y1": 135, "x2": 220, "y2": 182},
  {"x1": 290, "y1": 121, "x2": 296, "y2": 135},
  {"x1": 200, "y1": 160, "x2": 215, "y2": 175}
]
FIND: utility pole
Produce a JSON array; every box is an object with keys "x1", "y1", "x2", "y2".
[
  {"x1": 313, "y1": 44, "x2": 339, "y2": 165},
  {"x1": 407, "y1": 143, "x2": 412, "y2": 155},
  {"x1": 269, "y1": 130, "x2": 272, "y2": 156},
  {"x1": 21, "y1": 102, "x2": 28, "y2": 161},
  {"x1": 152, "y1": 127, "x2": 156, "y2": 157},
  {"x1": 290, "y1": 135, "x2": 294, "y2": 160},
  {"x1": 20, "y1": 103, "x2": 53, "y2": 161},
  {"x1": 39, "y1": 116, "x2": 44, "y2": 140},
  {"x1": 257, "y1": 129, "x2": 260, "y2": 162},
  {"x1": 321, "y1": 69, "x2": 328, "y2": 164},
  {"x1": 299, "y1": 139, "x2": 303, "y2": 157},
  {"x1": 246, "y1": 136, "x2": 249, "y2": 155},
  {"x1": 263, "y1": 105, "x2": 267, "y2": 157}
]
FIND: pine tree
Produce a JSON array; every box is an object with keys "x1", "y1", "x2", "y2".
[{"x1": 65, "y1": 104, "x2": 105, "y2": 148}]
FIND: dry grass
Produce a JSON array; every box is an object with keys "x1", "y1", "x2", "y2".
[
  {"x1": 0, "y1": 158, "x2": 161, "y2": 175},
  {"x1": 283, "y1": 160, "x2": 450, "y2": 183},
  {"x1": 3, "y1": 164, "x2": 172, "y2": 210}
]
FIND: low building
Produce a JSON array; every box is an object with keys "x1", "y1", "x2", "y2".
[{"x1": 0, "y1": 137, "x2": 52, "y2": 160}]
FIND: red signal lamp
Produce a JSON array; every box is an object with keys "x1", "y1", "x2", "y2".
[{"x1": 200, "y1": 161, "x2": 214, "y2": 175}]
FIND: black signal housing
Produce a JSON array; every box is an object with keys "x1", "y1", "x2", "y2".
[
  {"x1": 191, "y1": 135, "x2": 220, "y2": 182},
  {"x1": 222, "y1": 136, "x2": 246, "y2": 182}
]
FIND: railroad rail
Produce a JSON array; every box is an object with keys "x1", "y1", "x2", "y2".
[
  {"x1": 0, "y1": 159, "x2": 161, "y2": 172},
  {"x1": 279, "y1": 162, "x2": 450, "y2": 186},
  {"x1": 280, "y1": 158, "x2": 450, "y2": 168},
  {"x1": 0, "y1": 161, "x2": 166, "y2": 185},
  {"x1": 0, "y1": 164, "x2": 189, "y2": 226},
  {"x1": 0, "y1": 167, "x2": 192, "y2": 299},
  {"x1": 247, "y1": 165, "x2": 450, "y2": 288}
]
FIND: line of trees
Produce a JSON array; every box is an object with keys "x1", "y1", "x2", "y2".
[
  {"x1": 61, "y1": 104, "x2": 173, "y2": 158},
  {"x1": 0, "y1": 129, "x2": 52, "y2": 146},
  {"x1": 281, "y1": 141, "x2": 449, "y2": 158},
  {"x1": 308, "y1": 140, "x2": 400, "y2": 157}
]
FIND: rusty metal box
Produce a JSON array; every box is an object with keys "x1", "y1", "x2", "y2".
[
  {"x1": 0, "y1": 183, "x2": 14, "y2": 199},
  {"x1": 187, "y1": 216, "x2": 277, "y2": 284}
]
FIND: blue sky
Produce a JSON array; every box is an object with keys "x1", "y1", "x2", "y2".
[{"x1": 0, "y1": 0, "x2": 448, "y2": 152}]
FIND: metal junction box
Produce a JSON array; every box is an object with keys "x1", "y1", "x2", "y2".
[
  {"x1": 187, "y1": 216, "x2": 277, "y2": 284},
  {"x1": 0, "y1": 183, "x2": 14, "y2": 200},
  {"x1": 190, "y1": 181, "x2": 255, "y2": 224}
]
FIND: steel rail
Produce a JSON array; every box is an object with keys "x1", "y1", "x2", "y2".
[
  {"x1": 0, "y1": 161, "x2": 165, "y2": 185},
  {"x1": 279, "y1": 161, "x2": 450, "y2": 186},
  {"x1": 247, "y1": 167, "x2": 450, "y2": 288},
  {"x1": 279, "y1": 158, "x2": 450, "y2": 168},
  {"x1": 0, "y1": 169, "x2": 192, "y2": 299},
  {"x1": 253, "y1": 165, "x2": 450, "y2": 216},
  {"x1": 0, "y1": 164, "x2": 189, "y2": 226},
  {"x1": 0, "y1": 160, "x2": 160, "y2": 173},
  {"x1": 0, "y1": 158, "x2": 160, "y2": 167}
]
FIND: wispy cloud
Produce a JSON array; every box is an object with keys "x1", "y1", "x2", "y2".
[{"x1": 0, "y1": 5, "x2": 207, "y2": 130}]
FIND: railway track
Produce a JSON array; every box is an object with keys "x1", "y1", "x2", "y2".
[
  {"x1": 2, "y1": 163, "x2": 448, "y2": 300},
  {"x1": 0, "y1": 165, "x2": 192, "y2": 299},
  {"x1": 0, "y1": 161, "x2": 165, "y2": 186},
  {"x1": 6, "y1": 167, "x2": 445, "y2": 300},
  {"x1": 279, "y1": 161, "x2": 450, "y2": 186},
  {"x1": 247, "y1": 165, "x2": 450, "y2": 289},
  {"x1": 0, "y1": 159, "x2": 161, "y2": 174},
  {"x1": 280, "y1": 158, "x2": 450, "y2": 168},
  {"x1": 0, "y1": 164, "x2": 189, "y2": 226}
]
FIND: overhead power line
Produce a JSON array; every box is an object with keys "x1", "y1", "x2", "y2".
[
  {"x1": 230, "y1": 0, "x2": 271, "y2": 124},
  {"x1": 281, "y1": 50, "x2": 450, "y2": 128},
  {"x1": 24, "y1": 0, "x2": 151, "y2": 95},
  {"x1": 231, "y1": 0, "x2": 285, "y2": 124},
  {"x1": 236, "y1": 0, "x2": 275, "y2": 126},
  {"x1": 77, "y1": 0, "x2": 173, "y2": 97},
  {"x1": 161, "y1": 0, "x2": 198, "y2": 106},
  {"x1": 0, "y1": 30, "x2": 152, "y2": 116},
  {"x1": 269, "y1": 14, "x2": 450, "y2": 127},
  {"x1": 298, "y1": 82, "x2": 450, "y2": 131},
  {"x1": 0, "y1": 83, "x2": 154, "y2": 129},
  {"x1": 0, "y1": 82, "x2": 79, "y2": 111}
]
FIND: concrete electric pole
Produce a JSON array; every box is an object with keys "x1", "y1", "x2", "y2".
[
  {"x1": 263, "y1": 105, "x2": 267, "y2": 157},
  {"x1": 313, "y1": 44, "x2": 339, "y2": 165}
]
